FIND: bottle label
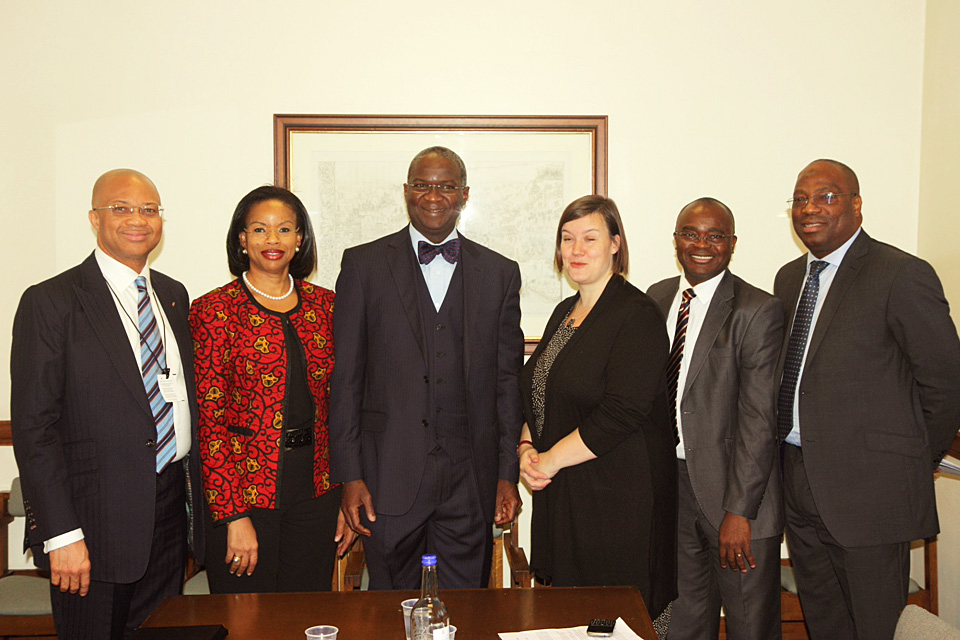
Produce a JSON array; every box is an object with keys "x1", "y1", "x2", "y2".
[{"x1": 432, "y1": 628, "x2": 449, "y2": 640}]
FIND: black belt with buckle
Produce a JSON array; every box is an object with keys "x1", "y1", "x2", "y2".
[{"x1": 284, "y1": 427, "x2": 313, "y2": 450}]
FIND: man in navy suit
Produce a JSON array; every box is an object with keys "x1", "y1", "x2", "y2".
[
  {"x1": 11, "y1": 169, "x2": 204, "y2": 639},
  {"x1": 330, "y1": 147, "x2": 524, "y2": 589}
]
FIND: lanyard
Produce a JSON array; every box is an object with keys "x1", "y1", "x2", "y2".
[{"x1": 105, "y1": 279, "x2": 171, "y2": 377}]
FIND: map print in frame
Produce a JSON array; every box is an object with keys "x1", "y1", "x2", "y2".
[{"x1": 275, "y1": 115, "x2": 608, "y2": 351}]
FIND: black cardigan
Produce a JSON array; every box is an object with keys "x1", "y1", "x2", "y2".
[{"x1": 520, "y1": 274, "x2": 678, "y2": 617}]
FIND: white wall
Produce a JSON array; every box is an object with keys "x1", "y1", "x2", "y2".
[
  {"x1": 919, "y1": 0, "x2": 960, "y2": 625},
  {"x1": 2, "y1": 0, "x2": 954, "y2": 620}
]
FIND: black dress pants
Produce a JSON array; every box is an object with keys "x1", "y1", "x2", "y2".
[{"x1": 50, "y1": 460, "x2": 187, "y2": 640}]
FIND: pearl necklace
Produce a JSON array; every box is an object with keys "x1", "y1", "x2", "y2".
[{"x1": 243, "y1": 271, "x2": 294, "y2": 300}]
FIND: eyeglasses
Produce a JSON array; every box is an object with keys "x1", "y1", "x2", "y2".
[
  {"x1": 407, "y1": 182, "x2": 464, "y2": 194},
  {"x1": 92, "y1": 204, "x2": 164, "y2": 217},
  {"x1": 673, "y1": 231, "x2": 734, "y2": 244},
  {"x1": 787, "y1": 192, "x2": 857, "y2": 208}
]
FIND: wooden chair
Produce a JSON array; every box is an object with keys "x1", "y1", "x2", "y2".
[
  {"x1": 0, "y1": 479, "x2": 57, "y2": 640},
  {"x1": 182, "y1": 535, "x2": 366, "y2": 594},
  {"x1": 336, "y1": 520, "x2": 532, "y2": 590},
  {"x1": 778, "y1": 536, "x2": 938, "y2": 640},
  {"x1": 334, "y1": 538, "x2": 366, "y2": 591},
  {"x1": 501, "y1": 519, "x2": 531, "y2": 588},
  {"x1": 718, "y1": 536, "x2": 937, "y2": 639}
]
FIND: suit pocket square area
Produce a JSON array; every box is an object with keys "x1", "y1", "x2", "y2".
[
  {"x1": 360, "y1": 409, "x2": 387, "y2": 432},
  {"x1": 863, "y1": 431, "x2": 925, "y2": 459},
  {"x1": 63, "y1": 439, "x2": 97, "y2": 467}
]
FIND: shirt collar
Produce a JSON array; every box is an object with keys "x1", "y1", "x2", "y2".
[
  {"x1": 408, "y1": 224, "x2": 459, "y2": 254},
  {"x1": 807, "y1": 226, "x2": 861, "y2": 269},
  {"x1": 683, "y1": 269, "x2": 725, "y2": 307},
  {"x1": 95, "y1": 247, "x2": 150, "y2": 292}
]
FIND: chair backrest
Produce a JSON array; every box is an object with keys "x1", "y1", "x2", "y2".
[
  {"x1": 9, "y1": 477, "x2": 25, "y2": 517},
  {"x1": 894, "y1": 604, "x2": 960, "y2": 640}
]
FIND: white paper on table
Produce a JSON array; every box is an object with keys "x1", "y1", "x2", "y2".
[
  {"x1": 938, "y1": 457, "x2": 960, "y2": 475},
  {"x1": 498, "y1": 617, "x2": 645, "y2": 640}
]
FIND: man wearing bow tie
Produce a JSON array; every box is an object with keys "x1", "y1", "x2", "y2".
[{"x1": 330, "y1": 147, "x2": 524, "y2": 589}]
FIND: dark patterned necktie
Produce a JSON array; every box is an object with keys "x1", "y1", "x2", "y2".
[
  {"x1": 777, "y1": 260, "x2": 829, "y2": 441},
  {"x1": 667, "y1": 288, "x2": 695, "y2": 446},
  {"x1": 137, "y1": 276, "x2": 176, "y2": 472},
  {"x1": 418, "y1": 238, "x2": 461, "y2": 265}
]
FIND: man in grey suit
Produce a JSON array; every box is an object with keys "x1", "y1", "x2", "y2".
[
  {"x1": 648, "y1": 198, "x2": 783, "y2": 639},
  {"x1": 776, "y1": 159, "x2": 960, "y2": 639},
  {"x1": 330, "y1": 147, "x2": 524, "y2": 589}
]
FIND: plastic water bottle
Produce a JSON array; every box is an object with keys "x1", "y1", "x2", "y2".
[{"x1": 410, "y1": 554, "x2": 450, "y2": 640}]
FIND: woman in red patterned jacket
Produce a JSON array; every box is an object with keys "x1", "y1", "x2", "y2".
[{"x1": 190, "y1": 186, "x2": 353, "y2": 593}]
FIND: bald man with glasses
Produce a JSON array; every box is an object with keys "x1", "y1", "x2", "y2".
[{"x1": 11, "y1": 169, "x2": 204, "y2": 639}]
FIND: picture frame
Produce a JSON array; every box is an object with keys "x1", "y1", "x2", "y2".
[{"x1": 274, "y1": 114, "x2": 608, "y2": 353}]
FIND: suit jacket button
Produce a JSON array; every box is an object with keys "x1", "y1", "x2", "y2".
[
  {"x1": 423, "y1": 376, "x2": 429, "y2": 383},
  {"x1": 146, "y1": 439, "x2": 157, "y2": 447},
  {"x1": 421, "y1": 419, "x2": 429, "y2": 427}
]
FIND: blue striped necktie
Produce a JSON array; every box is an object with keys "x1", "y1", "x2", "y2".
[
  {"x1": 136, "y1": 276, "x2": 176, "y2": 472},
  {"x1": 667, "y1": 288, "x2": 695, "y2": 446},
  {"x1": 777, "y1": 260, "x2": 829, "y2": 441}
]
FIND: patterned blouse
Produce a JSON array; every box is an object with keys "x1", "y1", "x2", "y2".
[
  {"x1": 532, "y1": 312, "x2": 577, "y2": 437},
  {"x1": 189, "y1": 279, "x2": 335, "y2": 522}
]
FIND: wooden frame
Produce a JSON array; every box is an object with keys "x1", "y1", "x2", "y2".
[{"x1": 274, "y1": 114, "x2": 608, "y2": 352}]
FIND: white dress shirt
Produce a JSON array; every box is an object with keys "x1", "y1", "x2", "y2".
[
  {"x1": 409, "y1": 224, "x2": 459, "y2": 310},
  {"x1": 784, "y1": 227, "x2": 862, "y2": 446},
  {"x1": 44, "y1": 249, "x2": 191, "y2": 552},
  {"x1": 665, "y1": 270, "x2": 725, "y2": 460}
]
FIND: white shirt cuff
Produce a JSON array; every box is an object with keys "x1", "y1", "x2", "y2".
[{"x1": 43, "y1": 528, "x2": 84, "y2": 553}]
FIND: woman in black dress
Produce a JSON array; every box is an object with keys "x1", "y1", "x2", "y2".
[{"x1": 518, "y1": 195, "x2": 677, "y2": 627}]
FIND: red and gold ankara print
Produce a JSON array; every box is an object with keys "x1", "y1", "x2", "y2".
[{"x1": 190, "y1": 279, "x2": 335, "y2": 522}]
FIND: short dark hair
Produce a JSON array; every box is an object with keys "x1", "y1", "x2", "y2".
[
  {"x1": 226, "y1": 186, "x2": 317, "y2": 279},
  {"x1": 553, "y1": 195, "x2": 629, "y2": 276},
  {"x1": 407, "y1": 146, "x2": 467, "y2": 185},
  {"x1": 811, "y1": 158, "x2": 860, "y2": 193},
  {"x1": 677, "y1": 197, "x2": 736, "y2": 234}
]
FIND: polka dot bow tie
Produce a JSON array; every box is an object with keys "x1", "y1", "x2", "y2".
[{"x1": 418, "y1": 238, "x2": 461, "y2": 265}]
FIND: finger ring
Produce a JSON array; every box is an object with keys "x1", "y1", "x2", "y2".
[{"x1": 232, "y1": 556, "x2": 241, "y2": 563}]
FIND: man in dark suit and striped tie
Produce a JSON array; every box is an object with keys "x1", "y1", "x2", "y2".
[
  {"x1": 776, "y1": 159, "x2": 960, "y2": 639},
  {"x1": 11, "y1": 169, "x2": 204, "y2": 639}
]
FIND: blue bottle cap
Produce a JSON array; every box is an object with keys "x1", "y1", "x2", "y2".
[{"x1": 421, "y1": 554, "x2": 437, "y2": 566}]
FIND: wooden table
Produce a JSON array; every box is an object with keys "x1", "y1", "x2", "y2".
[{"x1": 142, "y1": 586, "x2": 656, "y2": 639}]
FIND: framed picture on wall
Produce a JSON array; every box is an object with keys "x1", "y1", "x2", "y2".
[{"x1": 274, "y1": 114, "x2": 608, "y2": 351}]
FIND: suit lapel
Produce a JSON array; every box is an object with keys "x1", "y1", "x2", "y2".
[
  {"x1": 387, "y1": 229, "x2": 427, "y2": 363},
  {"x1": 75, "y1": 254, "x2": 153, "y2": 419},
  {"x1": 777, "y1": 256, "x2": 807, "y2": 367},
  {"x1": 649, "y1": 277, "x2": 680, "y2": 318},
  {"x1": 805, "y1": 231, "x2": 869, "y2": 363},
  {"x1": 460, "y1": 236, "x2": 485, "y2": 377},
  {"x1": 684, "y1": 271, "x2": 733, "y2": 394}
]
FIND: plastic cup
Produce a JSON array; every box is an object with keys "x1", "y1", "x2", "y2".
[
  {"x1": 305, "y1": 625, "x2": 338, "y2": 639},
  {"x1": 449, "y1": 624, "x2": 457, "y2": 639},
  {"x1": 401, "y1": 598, "x2": 418, "y2": 640}
]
